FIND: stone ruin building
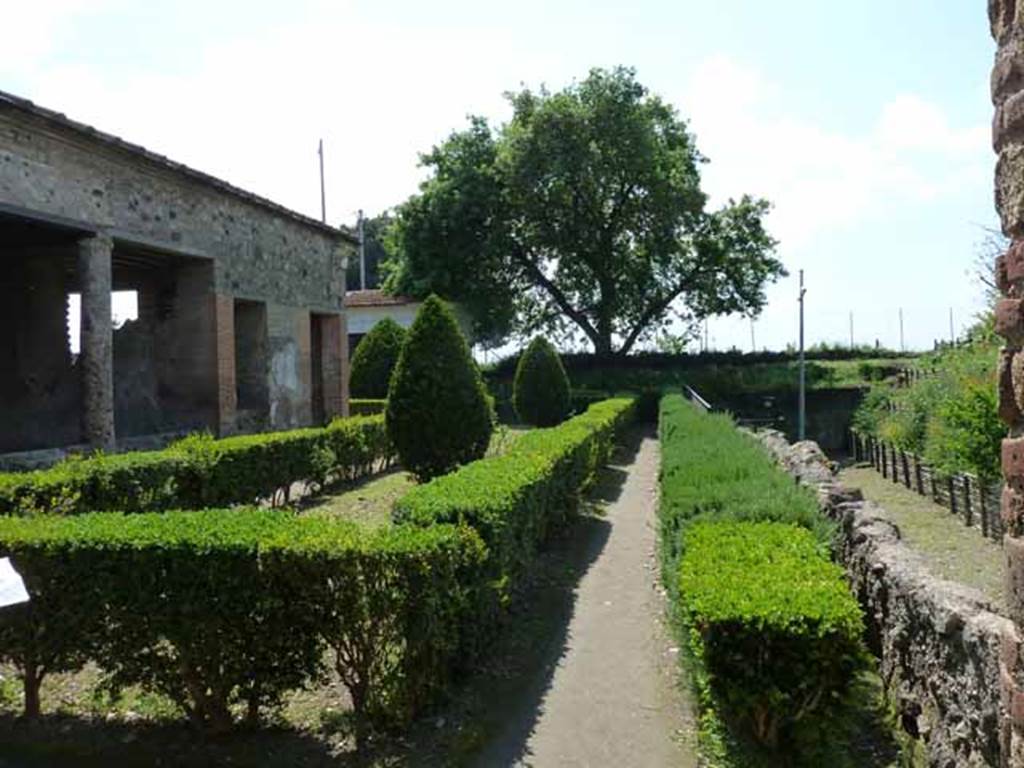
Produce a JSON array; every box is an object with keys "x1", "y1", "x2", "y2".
[{"x1": 0, "y1": 90, "x2": 355, "y2": 465}]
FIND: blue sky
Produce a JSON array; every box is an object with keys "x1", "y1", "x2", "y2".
[{"x1": 2, "y1": 1, "x2": 998, "y2": 352}]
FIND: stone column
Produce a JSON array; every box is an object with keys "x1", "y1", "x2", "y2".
[
  {"x1": 77, "y1": 233, "x2": 115, "y2": 450},
  {"x1": 992, "y1": 4, "x2": 1024, "y2": 764},
  {"x1": 213, "y1": 294, "x2": 237, "y2": 436}
]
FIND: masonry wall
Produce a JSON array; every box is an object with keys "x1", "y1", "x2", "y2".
[
  {"x1": 0, "y1": 101, "x2": 353, "y2": 447},
  {"x1": 990, "y1": 4, "x2": 1024, "y2": 764},
  {"x1": 758, "y1": 431, "x2": 1013, "y2": 767}
]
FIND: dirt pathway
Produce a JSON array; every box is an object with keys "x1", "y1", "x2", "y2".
[{"x1": 473, "y1": 432, "x2": 697, "y2": 768}]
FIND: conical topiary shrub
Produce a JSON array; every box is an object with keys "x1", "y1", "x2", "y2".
[
  {"x1": 386, "y1": 295, "x2": 494, "y2": 481},
  {"x1": 349, "y1": 317, "x2": 407, "y2": 398},
  {"x1": 512, "y1": 336, "x2": 571, "y2": 427}
]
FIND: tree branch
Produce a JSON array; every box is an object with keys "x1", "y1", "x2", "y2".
[{"x1": 507, "y1": 241, "x2": 602, "y2": 346}]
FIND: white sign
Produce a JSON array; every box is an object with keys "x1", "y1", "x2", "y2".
[{"x1": 0, "y1": 558, "x2": 29, "y2": 608}]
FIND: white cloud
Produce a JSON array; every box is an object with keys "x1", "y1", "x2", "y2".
[
  {"x1": 681, "y1": 55, "x2": 990, "y2": 250},
  {"x1": 0, "y1": 0, "x2": 118, "y2": 74}
]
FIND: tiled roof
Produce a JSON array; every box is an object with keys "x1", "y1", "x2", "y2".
[
  {"x1": 0, "y1": 89, "x2": 358, "y2": 244},
  {"x1": 345, "y1": 289, "x2": 417, "y2": 308}
]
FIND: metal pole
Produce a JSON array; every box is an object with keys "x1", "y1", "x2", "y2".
[
  {"x1": 899, "y1": 308, "x2": 905, "y2": 352},
  {"x1": 357, "y1": 209, "x2": 366, "y2": 290},
  {"x1": 318, "y1": 139, "x2": 327, "y2": 224},
  {"x1": 949, "y1": 307, "x2": 955, "y2": 347},
  {"x1": 849, "y1": 311, "x2": 854, "y2": 349},
  {"x1": 704, "y1": 319, "x2": 709, "y2": 353},
  {"x1": 750, "y1": 318, "x2": 756, "y2": 352},
  {"x1": 798, "y1": 269, "x2": 806, "y2": 441}
]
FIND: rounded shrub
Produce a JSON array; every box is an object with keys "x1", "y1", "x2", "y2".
[
  {"x1": 386, "y1": 295, "x2": 494, "y2": 481},
  {"x1": 349, "y1": 317, "x2": 407, "y2": 398},
  {"x1": 513, "y1": 337, "x2": 571, "y2": 426}
]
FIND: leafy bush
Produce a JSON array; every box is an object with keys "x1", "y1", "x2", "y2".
[
  {"x1": 387, "y1": 295, "x2": 494, "y2": 481},
  {"x1": 0, "y1": 509, "x2": 485, "y2": 741},
  {"x1": 852, "y1": 338, "x2": 1001, "y2": 480},
  {"x1": 679, "y1": 521, "x2": 865, "y2": 748},
  {"x1": 395, "y1": 397, "x2": 635, "y2": 584},
  {"x1": 0, "y1": 415, "x2": 393, "y2": 516},
  {"x1": 349, "y1": 318, "x2": 407, "y2": 398},
  {"x1": 512, "y1": 337, "x2": 572, "y2": 426}
]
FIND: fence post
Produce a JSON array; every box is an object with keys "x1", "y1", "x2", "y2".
[
  {"x1": 980, "y1": 482, "x2": 990, "y2": 538},
  {"x1": 930, "y1": 468, "x2": 937, "y2": 501},
  {"x1": 881, "y1": 443, "x2": 888, "y2": 479},
  {"x1": 915, "y1": 457, "x2": 924, "y2": 495},
  {"x1": 901, "y1": 451, "x2": 911, "y2": 488},
  {"x1": 891, "y1": 444, "x2": 900, "y2": 485},
  {"x1": 949, "y1": 476, "x2": 957, "y2": 517},
  {"x1": 963, "y1": 475, "x2": 973, "y2": 528}
]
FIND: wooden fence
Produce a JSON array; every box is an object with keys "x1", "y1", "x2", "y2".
[{"x1": 849, "y1": 430, "x2": 1003, "y2": 542}]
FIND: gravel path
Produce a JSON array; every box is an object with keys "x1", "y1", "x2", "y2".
[{"x1": 473, "y1": 432, "x2": 697, "y2": 768}]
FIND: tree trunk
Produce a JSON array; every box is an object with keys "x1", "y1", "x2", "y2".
[
  {"x1": 23, "y1": 668, "x2": 41, "y2": 720},
  {"x1": 593, "y1": 333, "x2": 615, "y2": 360}
]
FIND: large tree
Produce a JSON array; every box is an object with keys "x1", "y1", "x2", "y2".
[{"x1": 384, "y1": 67, "x2": 784, "y2": 356}]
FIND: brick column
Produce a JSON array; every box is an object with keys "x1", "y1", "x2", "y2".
[
  {"x1": 991, "y1": 3, "x2": 1024, "y2": 763},
  {"x1": 77, "y1": 233, "x2": 115, "y2": 450},
  {"x1": 318, "y1": 313, "x2": 349, "y2": 420},
  {"x1": 213, "y1": 294, "x2": 237, "y2": 435}
]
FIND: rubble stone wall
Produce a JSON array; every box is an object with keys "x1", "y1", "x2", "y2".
[{"x1": 758, "y1": 429, "x2": 1014, "y2": 767}]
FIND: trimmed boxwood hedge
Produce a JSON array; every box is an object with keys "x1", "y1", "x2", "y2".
[
  {"x1": 349, "y1": 317, "x2": 407, "y2": 399},
  {"x1": 512, "y1": 336, "x2": 572, "y2": 427},
  {"x1": 657, "y1": 394, "x2": 866, "y2": 752},
  {"x1": 0, "y1": 414, "x2": 393, "y2": 516},
  {"x1": 394, "y1": 397, "x2": 635, "y2": 582},
  {"x1": 657, "y1": 393, "x2": 830, "y2": 583},
  {"x1": 679, "y1": 521, "x2": 865, "y2": 747},
  {"x1": 350, "y1": 398, "x2": 388, "y2": 416},
  {"x1": 0, "y1": 509, "x2": 485, "y2": 740}
]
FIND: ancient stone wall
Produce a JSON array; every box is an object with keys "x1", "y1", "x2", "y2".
[
  {"x1": 991, "y1": 3, "x2": 1024, "y2": 764},
  {"x1": 0, "y1": 95, "x2": 353, "y2": 448},
  {"x1": 0, "y1": 107, "x2": 350, "y2": 312},
  {"x1": 758, "y1": 430, "x2": 1014, "y2": 767}
]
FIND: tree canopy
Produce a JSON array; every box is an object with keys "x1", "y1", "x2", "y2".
[{"x1": 383, "y1": 66, "x2": 784, "y2": 356}]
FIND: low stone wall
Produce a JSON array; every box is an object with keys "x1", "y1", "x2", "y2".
[{"x1": 756, "y1": 429, "x2": 1016, "y2": 768}]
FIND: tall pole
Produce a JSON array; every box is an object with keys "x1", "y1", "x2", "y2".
[
  {"x1": 949, "y1": 307, "x2": 955, "y2": 347},
  {"x1": 704, "y1": 318, "x2": 709, "y2": 353},
  {"x1": 899, "y1": 308, "x2": 905, "y2": 352},
  {"x1": 798, "y1": 269, "x2": 807, "y2": 441},
  {"x1": 849, "y1": 311, "x2": 854, "y2": 349},
  {"x1": 318, "y1": 139, "x2": 326, "y2": 225},
  {"x1": 357, "y1": 209, "x2": 366, "y2": 290},
  {"x1": 750, "y1": 318, "x2": 756, "y2": 352}
]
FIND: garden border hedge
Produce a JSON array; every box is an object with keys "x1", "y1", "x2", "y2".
[
  {"x1": 394, "y1": 397, "x2": 636, "y2": 582},
  {"x1": 657, "y1": 394, "x2": 865, "y2": 754},
  {"x1": 0, "y1": 414, "x2": 393, "y2": 516},
  {"x1": 0, "y1": 508, "x2": 485, "y2": 740}
]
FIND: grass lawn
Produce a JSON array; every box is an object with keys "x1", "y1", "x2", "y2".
[
  {"x1": 301, "y1": 425, "x2": 531, "y2": 528},
  {"x1": 839, "y1": 465, "x2": 1005, "y2": 609}
]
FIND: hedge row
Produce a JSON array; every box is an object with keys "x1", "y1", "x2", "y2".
[
  {"x1": 0, "y1": 397, "x2": 638, "y2": 740},
  {"x1": 679, "y1": 521, "x2": 864, "y2": 748},
  {"x1": 657, "y1": 393, "x2": 829, "y2": 581},
  {"x1": 0, "y1": 508, "x2": 485, "y2": 741},
  {"x1": 395, "y1": 397, "x2": 636, "y2": 584},
  {"x1": 350, "y1": 398, "x2": 388, "y2": 416},
  {"x1": 0, "y1": 414, "x2": 393, "y2": 516},
  {"x1": 657, "y1": 395, "x2": 864, "y2": 750}
]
